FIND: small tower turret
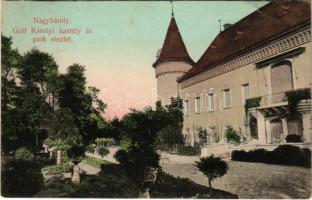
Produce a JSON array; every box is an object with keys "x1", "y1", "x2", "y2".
[{"x1": 153, "y1": 16, "x2": 194, "y2": 106}]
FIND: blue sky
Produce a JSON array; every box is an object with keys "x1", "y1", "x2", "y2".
[{"x1": 2, "y1": 1, "x2": 268, "y2": 118}]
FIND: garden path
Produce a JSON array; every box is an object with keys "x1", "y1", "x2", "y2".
[
  {"x1": 78, "y1": 162, "x2": 101, "y2": 175},
  {"x1": 160, "y1": 152, "x2": 311, "y2": 199}
]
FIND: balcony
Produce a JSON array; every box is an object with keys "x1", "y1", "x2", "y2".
[{"x1": 246, "y1": 88, "x2": 311, "y2": 117}]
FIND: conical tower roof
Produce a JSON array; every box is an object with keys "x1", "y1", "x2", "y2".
[{"x1": 153, "y1": 17, "x2": 194, "y2": 67}]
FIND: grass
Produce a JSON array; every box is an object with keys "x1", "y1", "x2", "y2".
[
  {"x1": 37, "y1": 163, "x2": 238, "y2": 198},
  {"x1": 82, "y1": 156, "x2": 110, "y2": 168},
  {"x1": 45, "y1": 163, "x2": 72, "y2": 175}
]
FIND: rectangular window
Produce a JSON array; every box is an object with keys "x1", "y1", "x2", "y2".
[
  {"x1": 242, "y1": 83, "x2": 250, "y2": 103},
  {"x1": 223, "y1": 89, "x2": 231, "y2": 108},
  {"x1": 195, "y1": 96, "x2": 200, "y2": 113},
  {"x1": 208, "y1": 93, "x2": 214, "y2": 111},
  {"x1": 184, "y1": 100, "x2": 189, "y2": 115}
]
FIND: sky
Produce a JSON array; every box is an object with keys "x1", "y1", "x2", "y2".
[{"x1": 2, "y1": 1, "x2": 268, "y2": 119}]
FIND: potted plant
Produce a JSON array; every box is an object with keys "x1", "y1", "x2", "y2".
[{"x1": 66, "y1": 145, "x2": 85, "y2": 183}]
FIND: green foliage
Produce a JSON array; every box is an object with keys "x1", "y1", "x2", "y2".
[
  {"x1": 95, "y1": 137, "x2": 115, "y2": 147},
  {"x1": 114, "y1": 107, "x2": 171, "y2": 191},
  {"x1": 46, "y1": 163, "x2": 72, "y2": 175},
  {"x1": 156, "y1": 126, "x2": 186, "y2": 151},
  {"x1": 115, "y1": 148, "x2": 160, "y2": 190},
  {"x1": 39, "y1": 164, "x2": 237, "y2": 198},
  {"x1": 225, "y1": 128, "x2": 240, "y2": 144},
  {"x1": 58, "y1": 64, "x2": 107, "y2": 144},
  {"x1": 15, "y1": 147, "x2": 34, "y2": 160},
  {"x1": 98, "y1": 147, "x2": 110, "y2": 158},
  {"x1": 197, "y1": 127, "x2": 208, "y2": 146},
  {"x1": 286, "y1": 134, "x2": 302, "y2": 143},
  {"x1": 85, "y1": 143, "x2": 96, "y2": 153},
  {"x1": 2, "y1": 159, "x2": 44, "y2": 197},
  {"x1": 2, "y1": 35, "x2": 108, "y2": 157},
  {"x1": 175, "y1": 143, "x2": 201, "y2": 156},
  {"x1": 244, "y1": 97, "x2": 261, "y2": 114},
  {"x1": 83, "y1": 156, "x2": 110, "y2": 168},
  {"x1": 196, "y1": 155, "x2": 229, "y2": 190},
  {"x1": 119, "y1": 137, "x2": 131, "y2": 151},
  {"x1": 45, "y1": 148, "x2": 72, "y2": 174},
  {"x1": 67, "y1": 145, "x2": 85, "y2": 163},
  {"x1": 285, "y1": 88, "x2": 311, "y2": 115},
  {"x1": 88, "y1": 86, "x2": 107, "y2": 114},
  {"x1": 155, "y1": 97, "x2": 186, "y2": 151},
  {"x1": 231, "y1": 145, "x2": 311, "y2": 168},
  {"x1": 39, "y1": 163, "x2": 138, "y2": 198}
]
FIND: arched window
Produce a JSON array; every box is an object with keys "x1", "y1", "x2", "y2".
[{"x1": 271, "y1": 61, "x2": 293, "y2": 103}]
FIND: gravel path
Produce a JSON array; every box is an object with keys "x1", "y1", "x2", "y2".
[
  {"x1": 160, "y1": 153, "x2": 311, "y2": 199},
  {"x1": 78, "y1": 162, "x2": 101, "y2": 175}
]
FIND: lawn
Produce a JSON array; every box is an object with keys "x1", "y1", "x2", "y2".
[
  {"x1": 37, "y1": 162, "x2": 238, "y2": 198},
  {"x1": 82, "y1": 156, "x2": 110, "y2": 168}
]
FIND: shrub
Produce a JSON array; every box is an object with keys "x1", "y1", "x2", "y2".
[
  {"x1": 67, "y1": 145, "x2": 85, "y2": 163},
  {"x1": 231, "y1": 150, "x2": 248, "y2": 161},
  {"x1": 231, "y1": 149, "x2": 270, "y2": 163},
  {"x1": 46, "y1": 163, "x2": 72, "y2": 174},
  {"x1": 286, "y1": 134, "x2": 302, "y2": 143},
  {"x1": 285, "y1": 88, "x2": 311, "y2": 115},
  {"x1": 98, "y1": 147, "x2": 110, "y2": 159},
  {"x1": 15, "y1": 147, "x2": 34, "y2": 160},
  {"x1": 196, "y1": 155, "x2": 228, "y2": 197},
  {"x1": 225, "y1": 128, "x2": 240, "y2": 144},
  {"x1": 85, "y1": 143, "x2": 96, "y2": 153},
  {"x1": 2, "y1": 159, "x2": 44, "y2": 197},
  {"x1": 176, "y1": 143, "x2": 201, "y2": 156},
  {"x1": 231, "y1": 145, "x2": 311, "y2": 168},
  {"x1": 114, "y1": 148, "x2": 160, "y2": 191},
  {"x1": 272, "y1": 145, "x2": 310, "y2": 167},
  {"x1": 119, "y1": 137, "x2": 131, "y2": 151}
]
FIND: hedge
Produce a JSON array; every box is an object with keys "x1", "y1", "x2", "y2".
[{"x1": 231, "y1": 145, "x2": 311, "y2": 168}]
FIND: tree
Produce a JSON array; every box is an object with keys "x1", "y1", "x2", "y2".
[
  {"x1": 155, "y1": 97, "x2": 186, "y2": 150},
  {"x1": 195, "y1": 155, "x2": 229, "y2": 197},
  {"x1": 59, "y1": 64, "x2": 107, "y2": 144},
  {"x1": 98, "y1": 147, "x2": 109, "y2": 159},
  {"x1": 1, "y1": 36, "x2": 24, "y2": 153},
  {"x1": 2, "y1": 159, "x2": 44, "y2": 197},
  {"x1": 1, "y1": 36, "x2": 21, "y2": 112},
  {"x1": 114, "y1": 107, "x2": 170, "y2": 198}
]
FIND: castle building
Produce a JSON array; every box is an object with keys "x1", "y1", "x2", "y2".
[{"x1": 153, "y1": 1, "x2": 312, "y2": 147}]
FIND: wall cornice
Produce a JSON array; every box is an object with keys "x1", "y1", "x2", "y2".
[{"x1": 180, "y1": 27, "x2": 311, "y2": 89}]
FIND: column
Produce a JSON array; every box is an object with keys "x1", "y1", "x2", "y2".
[
  {"x1": 257, "y1": 111, "x2": 266, "y2": 144},
  {"x1": 245, "y1": 120, "x2": 252, "y2": 143},
  {"x1": 281, "y1": 118, "x2": 289, "y2": 141},
  {"x1": 265, "y1": 119, "x2": 272, "y2": 144},
  {"x1": 302, "y1": 113, "x2": 311, "y2": 143}
]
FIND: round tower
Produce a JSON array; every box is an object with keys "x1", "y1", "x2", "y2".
[{"x1": 153, "y1": 16, "x2": 194, "y2": 106}]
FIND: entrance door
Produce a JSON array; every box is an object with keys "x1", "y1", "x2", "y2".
[{"x1": 270, "y1": 118, "x2": 283, "y2": 142}]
